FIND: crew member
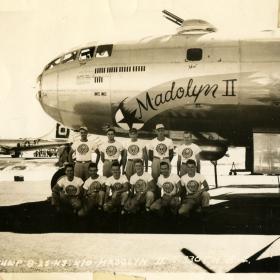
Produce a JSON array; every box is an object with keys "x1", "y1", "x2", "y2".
[
  {"x1": 51, "y1": 163, "x2": 84, "y2": 213},
  {"x1": 123, "y1": 128, "x2": 148, "y2": 180},
  {"x1": 103, "y1": 162, "x2": 129, "y2": 214},
  {"x1": 78, "y1": 162, "x2": 106, "y2": 216},
  {"x1": 179, "y1": 159, "x2": 210, "y2": 217},
  {"x1": 68, "y1": 126, "x2": 100, "y2": 181},
  {"x1": 177, "y1": 132, "x2": 201, "y2": 176},
  {"x1": 149, "y1": 124, "x2": 174, "y2": 181},
  {"x1": 99, "y1": 128, "x2": 124, "y2": 177},
  {"x1": 57, "y1": 143, "x2": 71, "y2": 167},
  {"x1": 150, "y1": 161, "x2": 181, "y2": 215},
  {"x1": 124, "y1": 159, "x2": 156, "y2": 213}
]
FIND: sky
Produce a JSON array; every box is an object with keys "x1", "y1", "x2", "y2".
[{"x1": 0, "y1": 0, "x2": 278, "y2": 138}]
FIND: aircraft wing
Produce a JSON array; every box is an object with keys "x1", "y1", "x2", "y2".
[{"x1": 0, "y1": 141, "x2": 70, "y2": 157}]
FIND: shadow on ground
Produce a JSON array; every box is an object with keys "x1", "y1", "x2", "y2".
[{"x1": 0, "y1": 193, "x2": 280, "y2": 234}]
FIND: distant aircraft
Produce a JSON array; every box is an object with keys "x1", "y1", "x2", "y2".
[
  {"x1": 36, "y1": 9, "x2": 280, "y2": 173},
  {"x1": 0, "y1": 123, "x2": 70, "y2": 157}
]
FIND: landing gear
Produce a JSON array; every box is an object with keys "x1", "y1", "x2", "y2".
[
  {"x1": 211, "y1": 160, "x2": 218, "y2": 188},
  {"x1": 229, "y1": 162, "x2": 237, "y2": 175}
]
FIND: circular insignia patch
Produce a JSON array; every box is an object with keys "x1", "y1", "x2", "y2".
[
  {"x1": 128, "y1": 144, "x2": 140, "y2": 156},
  {"x1": 77, "y1": 143, "x2": 89, "y2": 155},
  {"x1": 65, "y1": 185, "x2": 78, "y2": 195},
  {"x1": 182, "y1": 148, "x2": 193, "y2": 159},
  {"x1": 106, "y1": 145, "x2": 117, "y2": 156},
  {"x1": 88, "y1": 181, "x2": 102, "y2": 193},
  {"x1": 112, "y1": 182, "x2": 123, "y2": 191},
  {"x1": 156, "y1": 143, "x2": 167, "y2": 155},
  {"x1": 135, "y1": 179, "x2": 147, "y2": 193},
  {"x1": 162, "y1": 182, "x2": 174, "y2": 194},
  {"x1": 187, "y1": 180, "x2": 199, "y2": 193}
]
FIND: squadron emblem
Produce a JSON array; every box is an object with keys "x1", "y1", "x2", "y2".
[
  {"x1": 135, "y1": 179, "x2": 147, "y2": 193},
  {"x1": 162, "y1": 182, "x2": 174, "y2": 194},
  {"x1": 65, "y1": 185, "x2": 78, "y2": 196},
  {"x1": 88, "y1": 181, "x2": 102, "y2": 193},
  {"x1": 182, "y1": 148, "x2": 193, "y2": 159},
  {"x1": 128, "y1": 144, "x2": 140, "y2": 156},
  {"x1": 156, "y1": 143, "x2": 167, "y2": 155},
  {"x1": 77, "y1": 144, "x2": 89, "y2": 155},
  {"x1": 106, "y1": 145, "x2": 117, "y2": 156},
  {"x1": 187, "y1": 180, "x2": 199, "y2": 193}
]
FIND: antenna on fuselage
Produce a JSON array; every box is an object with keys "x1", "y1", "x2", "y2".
[{"x1": 162, "y1": 10, "x2": 183, "y2": 26}]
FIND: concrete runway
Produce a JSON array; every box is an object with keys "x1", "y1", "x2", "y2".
[{"x1": 0, "y1": 157, "x2": 280, "y2": 273}]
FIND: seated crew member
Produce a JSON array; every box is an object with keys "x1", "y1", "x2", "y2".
[
  {"x1": 123, "y1": 128, "x2": 148, "y2": 180},
  {"x1": 178, "y1": 159, "x2": 210, "y2": 217},
  {"x1": 103, "y1": 162, "x2": 129, "y2": 214},
  {"x1": 124, "y1": 159, "x2": 156, "y2": 213},
  {"x1": 99, "y1": 128, "x2": 124, "y2": 177},
  {"x1": 78, "y1": 162, "x2": 106, "y2": 216},
  {"x1": 51, "y1": 163, "x2": 84, "y2": 213},
  {"x1": 68, "y1": 126, "x2": 100, "y2": 181},
  {"x1": 177, "y1": 132, "x2": 201, "y2": 176},
  {"x1": 149, "y1": 124, "x2": 174, "y2": 181},
  {"x1": 150, "y1": 161, "x2": 181, "y2": 215}
]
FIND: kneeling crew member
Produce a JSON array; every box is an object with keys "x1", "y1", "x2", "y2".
[
  {"x1": 150, "y1": 161, "x2": 181, "y2": 215},
  {"x1": 103, "y1": 162, "x2": 129, "y2": 214},
  {"x1": 179, "y1": 159, "x2": 210, "y2": 217},
  {"x1": 52, "y1": 163, "x2": 84, "y2": 213},
  {"x1": 124, "y1": 159, "x2": 156, "y2": 213},
  {"x1": 78, "y1": 162, "x2": 106, "y2": 216}
]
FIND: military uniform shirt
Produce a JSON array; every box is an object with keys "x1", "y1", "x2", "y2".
[
  {"x1": 180, "y1": 173, "x2": 205, "y2": 196},
  {"x1": 72, "y1": 140, "x2": 97, "y2": 161},
  {"x1": 105, "y1": 175, "x2": 128, "y2": 193},
  {"x1": 149, "y1": 137, "x2": 174, "y2": 159},
  {"x1": 124, "y1": 140, "x2": 146, "y2": 160},
  {"x1": 100, "y1": 141, "x2": 123, "y2": 160},
  {"x1": 157, "y1": 174, "x2": 180, "y2": 196},
  {"x1": 57, "y1": 176, "x2": 84, "y2": 196},
  {"x1": 83, "y1": 175, "x2": 106, "y2": 194},
  {"x1": 177, "y1": 143, "x2": 201, "y2": 164},
  {"x1": 130, "y1": 172, "x2": 153, "y2": 193}
]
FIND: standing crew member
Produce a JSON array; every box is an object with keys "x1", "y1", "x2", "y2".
[
  {"x1": 149, "y1": 124, "x2": 174, "y2": 181},
  {"x1": 52, "y1": 163, "x2": 84, "y2": 213},
  {"x1": 124, "y1": 159, "x2": 156, "y2": 213},
  {"x1": 103, "y1": 162, "x2": 129, "y2": 214},
  {"x1": 78, "y1": 163, "x2": 106, "y2": 216},
  {"x1": 123, "y1": 128, "x2": 148, "y2": 180},
  {"x1": 179, "y1": 159, "x2": 210, "y2": 217},
  {"x1": 99, "y1": 128, "x2": 124, "y2": 177},
  {"x1": 150, "y1": 161, "x2": 181, "y2": 215},
  {"x1": 68, "y1": 126, "x2": 100, "y2": 181},
  {"x1": 177, "y1": 132, "x2": 201, "y2": 176}
]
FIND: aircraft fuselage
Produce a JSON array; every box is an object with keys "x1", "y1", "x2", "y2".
[{"x1": 37, "y1": 29, "x2": 280, "y2": 146}]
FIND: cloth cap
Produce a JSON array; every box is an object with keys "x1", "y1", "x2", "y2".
[
  {"x1": 155, "y1": 124, "x2": 165, "y2": 130},
  {"x1": 79, "y1": 126, "x2": 88, "y2": 132}
]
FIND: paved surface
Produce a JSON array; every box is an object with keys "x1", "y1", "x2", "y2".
[{"x1": 0, "y1": 157, "x2": 280, "y2": 273}]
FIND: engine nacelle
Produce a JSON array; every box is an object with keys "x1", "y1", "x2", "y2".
[{"x1": 196, "y1": 141, "x2": 228, "y2": 161}]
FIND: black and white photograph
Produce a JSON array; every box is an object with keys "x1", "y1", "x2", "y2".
[{"x1": 0, "y1": 0, "x2": 280, "y2": 276}]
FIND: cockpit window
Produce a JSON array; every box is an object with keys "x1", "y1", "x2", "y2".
[
  {"x1": 79, "y1": 47, "x2": 95, "y2": 61},
  {"x1": 186, "y1": 48, "x2": 203, "y2": 61},
  {"x1": 95, "y1": 44, "x2": 113, "y2": 58},
  {"x1": 45, "y1": 57, "x2": 61, "y2": 70},
  {"x1": 61, "y1": 51, "x2": 77, "y2": 64}
]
